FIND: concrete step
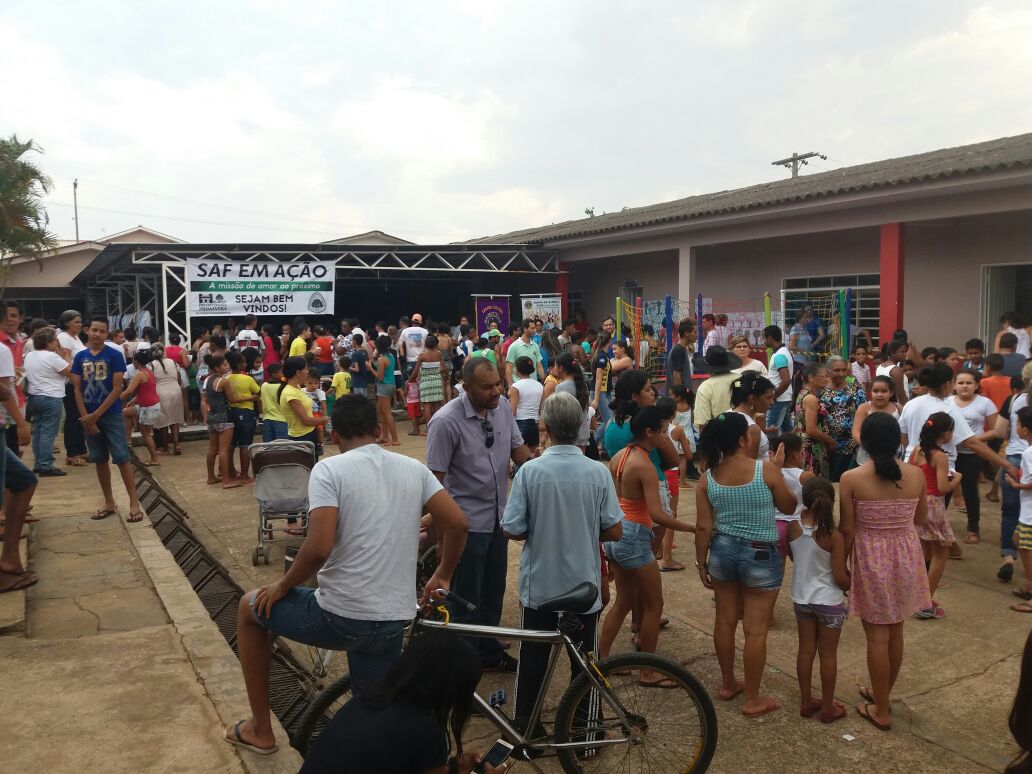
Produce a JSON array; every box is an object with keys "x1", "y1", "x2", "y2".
[{"x1": 0, "y1": 524, "x2": 32, "y2": 634}]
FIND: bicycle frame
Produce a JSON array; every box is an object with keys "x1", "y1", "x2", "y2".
[{"x1": 411, "y1": 616, "x2": 639, "y2": 761}]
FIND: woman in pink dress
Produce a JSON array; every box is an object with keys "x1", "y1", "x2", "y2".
[{"x1": 839, "y1": 411, "x2": 930, "y2": 732}]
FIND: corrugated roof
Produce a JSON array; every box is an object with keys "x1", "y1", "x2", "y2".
[{"x1": 467, "y1": 132, "x2": 1032, "y2": 245}]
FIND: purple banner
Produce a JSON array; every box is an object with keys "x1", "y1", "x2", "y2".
[{"x1": 475, "y1": 297, "x2": 509, "y2": 337}]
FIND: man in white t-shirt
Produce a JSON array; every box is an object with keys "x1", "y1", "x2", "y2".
[
  {"x1": 227, "y1": 396, "x2": 468, "y2": 755},
  {"x1": 232, "y1": 314, "x2": 264, "y2": 353},
  {"x1": 764, "y1": 325, "x2": 795, "y2": 433},
  {"x1": 398, "y1": 313, "x2": 428, "y2": 373}
]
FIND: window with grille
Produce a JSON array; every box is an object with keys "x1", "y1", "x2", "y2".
[{"x1": 781, "y1": 273, "x2": 880, "y2": 347}]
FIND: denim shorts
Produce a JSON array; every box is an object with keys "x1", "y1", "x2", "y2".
[
  {"x1": 3, "y1": 446, "x2": 37, "y2": 494},
  {"x1": 250, "y1": 586, "x2": 407, "y2": 694},
  {"x1": 708, "y1": 531, "x2": 784, "y2": 590},
  {"x1": 375, "y1": 383, "x2": 394, "y2": 398},
  {"x1": 137, "y1": 404, "x2": 161, "y2": 426},
  {"x1": 604, "y1": 519, "x2": 656, "y2": 570},
  {"x1": 84, "y1": 410, "x2": 130, "y2": 465},
  {"x1": 793, "y1": 601, "x2": 847, "y2": 629},
  {"x1": 230, "y1": 407, "x2": 258, "y2": 448}
]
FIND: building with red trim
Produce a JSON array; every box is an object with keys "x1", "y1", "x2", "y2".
[{"x1": 473, "y1": 133, "x2": 1032, "y2": 349}]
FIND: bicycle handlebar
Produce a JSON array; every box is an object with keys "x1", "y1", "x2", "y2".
[{"x1": 432, "y1": 588, "x2": 477, "y2": 613}]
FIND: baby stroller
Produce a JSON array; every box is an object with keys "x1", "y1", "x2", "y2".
[{"x1": 249, "y1": 439, "x2": 318, "y2": 565}]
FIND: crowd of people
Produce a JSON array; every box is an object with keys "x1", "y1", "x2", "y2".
[{"x1": 7, "y1": 298, "x2": 1032, "y2": 770}]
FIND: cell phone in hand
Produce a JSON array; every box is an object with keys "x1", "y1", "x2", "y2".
[{"x1": 475, "y1": 739, "x2": 514, "y2": 772}]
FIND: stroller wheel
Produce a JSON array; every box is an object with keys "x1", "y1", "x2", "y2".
[
  {"x1": 262, "y1": 549, "x2": 270, "y2": 565},
  {"x1": 251, "y1": 546, "x2": 261, "y2": 566}
]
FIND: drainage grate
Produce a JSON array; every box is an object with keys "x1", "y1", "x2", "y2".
[{"x1": 129, "y1": 454, "x2": 321, "y2": 747}]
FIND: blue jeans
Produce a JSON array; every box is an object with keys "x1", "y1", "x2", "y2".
[
  {"x1": 250, "y1": 586, "x2": 406, "y2": 696},
  {"x1": 451, "y1": 525, "x2": 508, "y2": 665},
  {"x1": 593, "y1": 391, "x2": 612, "y2": 445},
  {"x1": 29, "y1": 394, "x2": 63, "y2": 471},
  {"x1": 1001, "y1": 454, "x2": 1021, "y2": 559},
  {"x1": 261, "y1": 419, "x2": 289, "y2": 442},
  {"x1": 84, "y1": 410, "x2": 130, "y2": 465},
  {"x1": 766, "y1": 400, "x2": 794, "y2": 434}
]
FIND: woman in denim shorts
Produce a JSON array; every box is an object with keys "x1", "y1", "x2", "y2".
[
  {"x1": 599, "y1": 406, "x2": 695, "y2": 686},
  {"x1": 695, "y1": 412, "x2": 798, "y2": 718}
]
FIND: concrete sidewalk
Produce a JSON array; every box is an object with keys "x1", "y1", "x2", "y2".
[{"x1": 0, "y1": 454, "x2": 301, "y2": 773}]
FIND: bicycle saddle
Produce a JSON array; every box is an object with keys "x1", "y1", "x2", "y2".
[{"x1": 537, "y1": 582, "x2": 598, "y2": 614}]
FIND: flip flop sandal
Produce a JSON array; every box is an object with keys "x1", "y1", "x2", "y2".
[
  {"x1": 963, "y1": 534, "x2": 980, "y2": 544},
  {"x1": 660, "y1": 563, "x2": 686, "y2": 572},
  {"x1": 0, "y1": 569, "x2": 38, "y2": 593},
  {"x1": 127, "y1": 512, "x2": 145, "y2": 523},
  {"x1": 856, "y1": 703, "x2": 891, "y2": 732},
  {"x1": 857, "y1": 684, "x2": 876, "y2": 704},
  {"x1": 92, "y1": 508, "x2": 118, "y2": 521},
  {"x1": 1013, "y1": 589, "x2": 1032, "y2": 601},
  {"x1": 638, "y1": 678, "x2": 679, "y2": 689},
  {"x1": 1010, "y1": 602, "x2": 1032, "y2": 614},
  {"x1": 223, "y1": 721, "x2": 277, "y2": 755},
  {"x1": 742, "y1": 700, "x2": 781, "y2": 718},
  {"x1": 173, "y1": 448, "x2": 182, "y2": 456},
  {"x1": 820, "y1": 703, "x2": 848, "y2": 724}
]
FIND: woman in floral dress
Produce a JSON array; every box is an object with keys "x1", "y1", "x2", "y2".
[
  {"x1": 821, "y1": 355, "x2": 866, "y2": 481},
  {"x1": 794, "y1": 363, "x2": 834, "y2": 478}
]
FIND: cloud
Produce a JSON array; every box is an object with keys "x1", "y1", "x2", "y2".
[{"x1": 0, "y1": 1, "x2": 1029, "y2": 244}]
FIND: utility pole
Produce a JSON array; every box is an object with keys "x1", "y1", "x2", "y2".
[
  {"x1": 73, "y1": 178, "x2": 80, "y2": 241},
  {"x1": 771, "y1": 151, "x2": 827, "y2": 178}
]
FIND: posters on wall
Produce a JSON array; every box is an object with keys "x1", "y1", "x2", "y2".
[
  {"x1": 186, "y1": 257, "x2": 336, "y2": 317},
  {"x1": 518, "y1": 294, "x2": 562, "y2": 329},
  {"x1": 474, "y1": 296, "x2": 509, "y2": 335}
]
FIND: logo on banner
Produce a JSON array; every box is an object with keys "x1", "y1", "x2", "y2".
[
  {"x1": 307, "y1": 292, "x2": 327, "y2": 314},
  {"x1": 196, "y1": 293, "x2": 229, "y2": 314}
]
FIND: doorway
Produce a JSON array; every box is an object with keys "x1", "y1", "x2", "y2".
[{"x1": 983, "y1": 264, "x2": 1032, "y2": 340}]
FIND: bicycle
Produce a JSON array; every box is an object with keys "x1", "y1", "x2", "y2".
[{"x1": 294, "y1": 582, "x2": 718, "y2": 772}]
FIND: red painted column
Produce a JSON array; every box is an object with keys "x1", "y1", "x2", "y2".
[
  {"x1": 555, "y1": 260, "x2": 569, "y2": 321},
  {"x1": 879, "y1": 223, "x2": 905, "y2": 343}
]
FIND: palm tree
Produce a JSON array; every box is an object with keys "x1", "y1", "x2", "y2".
[{"x1": 0, "y1": 135, "x2": 57, "y2": 292}]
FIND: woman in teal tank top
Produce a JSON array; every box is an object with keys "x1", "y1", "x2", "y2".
[
  {"x1": 370, "y1": 335, "x2": 399, "y2": 445},
  {"x1": 695, "y1": 412, "x2": 797, "y2": 720}
]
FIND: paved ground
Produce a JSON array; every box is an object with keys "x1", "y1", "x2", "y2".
[
  {"x1": 0, "y1": 451, "x2": 299, "y2": 774},
  {"x1": 153, "y1": 422, "x2": 1028, "y2": 772}
]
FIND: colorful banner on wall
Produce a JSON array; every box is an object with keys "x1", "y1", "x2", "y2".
[
  {"x1": 186, "y1": 258, "x2": 335, "y2": 317},
  {"x1": 474, "y1": 297, "x2": 509, "y2": 335},
  {"x1": 519, "y1": 294, "x2": 563, "y2": 329}
]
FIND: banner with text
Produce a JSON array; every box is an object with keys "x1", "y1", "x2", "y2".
[
  {"x1": 474, "y1": 297, "x2": 509, "y2": 336},
  {"x1": 519, "y1": 294, "x2": 563, "y2": 329},
  {"x1": 186, "y1": 258, "x2": 335, "y2": 317}
]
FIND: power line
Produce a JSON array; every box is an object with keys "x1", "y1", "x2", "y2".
[
  {"x1": 52, "y1": 177, "x2": 361, "y2": 232},
  {"x1": 44, "y1": 200, "x2": 351, "y2": 237}
]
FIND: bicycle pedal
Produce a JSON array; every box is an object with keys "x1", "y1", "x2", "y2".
[{"x1": 489, "y1": 689, "x2": 507, "y2": 708}]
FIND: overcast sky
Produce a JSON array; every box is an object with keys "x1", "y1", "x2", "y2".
[{"x1": 3, "y1": 1, "x2": 1030, "y2": 244}]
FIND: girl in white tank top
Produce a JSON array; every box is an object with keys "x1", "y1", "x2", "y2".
[{"x1": 786, "y1": 477, "x2": 849, "y2": 723}]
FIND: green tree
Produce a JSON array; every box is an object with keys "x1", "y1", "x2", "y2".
[{"x1": 0, "y1": 135, "x2": 57, "y2": 291}]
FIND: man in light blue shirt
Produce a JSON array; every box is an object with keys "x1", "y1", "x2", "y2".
[{"x1": 502, "y1": 391, "x2": 623, "y2": 730}]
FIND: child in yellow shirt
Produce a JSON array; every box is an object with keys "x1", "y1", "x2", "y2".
[{"x1": 331, "y1": 356, "x2": 353, "y2": 398}]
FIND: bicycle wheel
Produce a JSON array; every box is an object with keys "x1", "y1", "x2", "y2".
[
  {"x1": 553, "y1": 652, "x2": 717, "y2": 773},
  {"x1": 292, "y1": 672, "x2": 352, "y2": 756}
]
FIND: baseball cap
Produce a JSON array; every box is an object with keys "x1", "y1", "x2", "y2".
[
  {"x1": 486, "y1": 328, "x2": 502, "y2": 339},
  {"x1": 412, "y1": 313, "x2": 423, "y2": 324}
]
